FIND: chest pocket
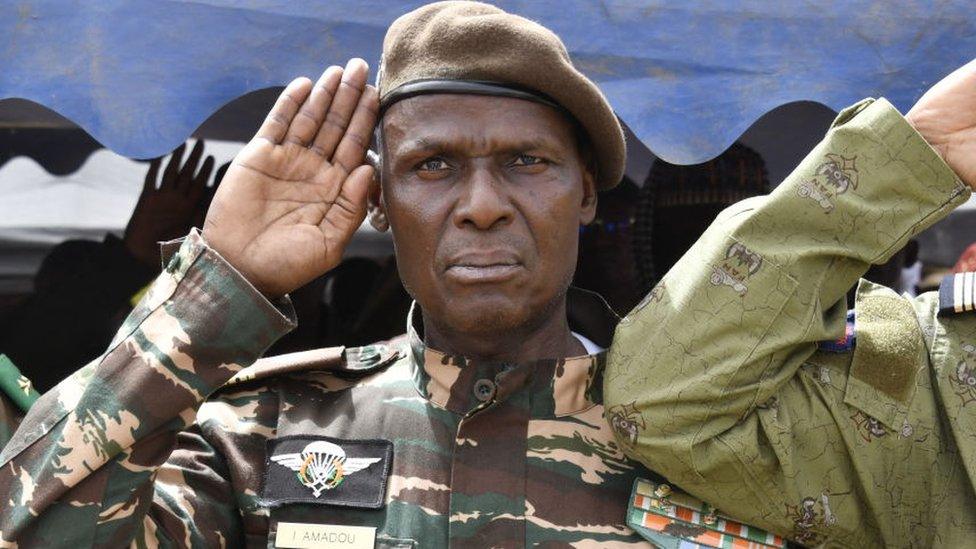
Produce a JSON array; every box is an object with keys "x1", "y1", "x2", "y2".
[
  {"x1": 262, "y1": 433, "x2": 411, "y2": 548},
  {"x1": 842, "y1": 280, "x2": 925, "y2": 432}
]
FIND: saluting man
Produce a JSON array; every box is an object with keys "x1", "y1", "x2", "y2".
[{"x1": 0, "y1": 2, "x2": 974, "y2": 548}]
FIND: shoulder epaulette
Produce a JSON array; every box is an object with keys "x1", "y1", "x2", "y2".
[
  {"x1": 939, "y1": 272, "x2": 976, "y2": 316},
  {"x1": 222, "y1": 342, "x2": 403, "y2": 388}
]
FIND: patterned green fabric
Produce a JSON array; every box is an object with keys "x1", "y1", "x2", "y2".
[
  {"x1": 225, "y1": 308, "x2": 663, "y2": 548},
  {"x1": 606, "y1": 98, "x2": 976, "y2": 546},
  {"x1": 0, "y1": 231, "x2": 669, "y2": 546},
  {"x1": 0, "y1": 354, "x2": 40, "y2": 413},
  {"x1": 0, "y1": 229, "x2": 297, "y2": 546},
  {"x1": 2, "y1": 98, "x2": 970, "y2": 548}
]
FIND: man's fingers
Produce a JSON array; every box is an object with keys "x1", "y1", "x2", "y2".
[
  {"x1": 143, "y1": 158, "x2": 162, "y2": 192},
  {"x1": 180, "y1": 141, "x2": 206, "y2": 191},
  {"x1": 332, "y1": 85, "x2": 379, "y2": 175},
  {"x1": 162, "y1": 144, "x2": 186, "y2": 189},
  {"x1": 255, "y1": 77, "x2": 314, "y2": 145},
  {"x1": 321, "y1": 164, "x2": 372, "y2": 249},
  {"x1": 283, "y1": 66, "x2": 343, "y2": 148},
  {"x1": 191, "y1": 156, "x2": 215, "y2": 196},
  {"x1": 311, "y1": 58, "x2": 370, "y2": 159}
]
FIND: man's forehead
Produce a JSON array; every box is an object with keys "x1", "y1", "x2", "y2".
[
  {"x1": 384, "y1": 93, "x2": 562, "y2": 122},
  {"x1": 381, "y1": 94, "x2": 575, "y2": 146}
]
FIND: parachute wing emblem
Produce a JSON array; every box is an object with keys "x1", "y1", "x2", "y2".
[
  {"x1": 270, "y1": 452, "x2": 304, "y2": 470},
  {"x1": 343, "y1": 457, "x2": 383, "y2": 475},
  {"x1": 270, "y1": 441, "x2": 383, "y2": 497}
]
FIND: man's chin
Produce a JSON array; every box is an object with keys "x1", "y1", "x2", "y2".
[{"x1": 438, "y1": 294, "x2": 534, "y2": 336}]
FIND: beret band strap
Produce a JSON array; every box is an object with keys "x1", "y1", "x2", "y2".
[{"x1": 380, "y1": 79, "x2": 565, "y2": 116}]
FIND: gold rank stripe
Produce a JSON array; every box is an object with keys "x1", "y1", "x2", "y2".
[
  {"x1": 941, "y1": 273, "x2": 976, "y2": 316},
  {"x1": 965, "y1": 272, "x2": 971, "y2": 312},
  {"x1": 950, "y1": 272, "x2": 976, "y2": 313},
  {"x1": 954, "y1": 273, "x2": 964, "y2": 313}
]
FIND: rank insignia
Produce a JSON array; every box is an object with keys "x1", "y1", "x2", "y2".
[
  {"x1": 627, "y1": 478, "x2": 785, "y2": 549},
  {"x1": 939, "y1": 272, "x2": 976, "y2": 315},
  {"x1": 264, "y1": 436, "x2": 393, "y2": 509}
]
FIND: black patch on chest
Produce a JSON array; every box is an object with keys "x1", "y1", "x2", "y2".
[{"x1": 263, "y1": 435, "x2": 393, "y2": 509}]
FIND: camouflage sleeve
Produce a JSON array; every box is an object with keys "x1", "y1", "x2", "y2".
[
  {"x1": 606, "y1": 100, "x2": 968, "y2": 539},
  {"x1": 0, "y1": 229, "x2": 296, "y2": 546}
]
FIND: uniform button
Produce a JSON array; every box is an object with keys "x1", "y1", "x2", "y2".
[{"x1": 473, "y1": 379, "x2": 496, "y2": 402}]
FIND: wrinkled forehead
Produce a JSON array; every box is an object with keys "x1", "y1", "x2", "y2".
[{"x1": 379, "y1": 94, "x2": 581, "y2": 155}]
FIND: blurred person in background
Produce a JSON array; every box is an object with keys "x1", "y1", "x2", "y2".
[
  {"x1": 574, "y1": 143, "x2": 769, "y2": 317},
  {"x1": 636, "y1": 142, "x2": 769, "y2": 292},
  {"x1": 0, "y1": 141, "x2": 218, "y2": 393},
  {"x1": 953, "y1": 241, "x2": 976, "y2": 273}
]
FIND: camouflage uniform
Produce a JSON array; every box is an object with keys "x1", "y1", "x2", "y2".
[
  {"x1": 607, "y1": 98, "x2": 976, "y2": 546},
  {"x1": 0, "y1": 228, "x2": 678, "y2": 546},
  {"x1": 1, "y1": 97, "x2": 970, "y2": 548}
]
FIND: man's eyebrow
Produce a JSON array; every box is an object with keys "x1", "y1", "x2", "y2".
[{"x1": 397, "y1": 137, "x2": 441, "y2": 154}]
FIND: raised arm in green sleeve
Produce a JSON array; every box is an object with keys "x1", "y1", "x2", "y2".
[
  {"x1": 605, "y1": 98, "x2": 973, "y2": 546},
  {"x1": 0, "y1": 229, "x2": 296, "y2": 546}
]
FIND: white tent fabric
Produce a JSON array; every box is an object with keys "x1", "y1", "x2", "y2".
[
  {"x1": 0, "y1": 142, "x2": 241, "y2": 244},
  {"x1": 0, "y1": 141, "x2": 393, "y2": 293}
]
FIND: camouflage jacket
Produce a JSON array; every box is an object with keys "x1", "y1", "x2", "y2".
[
  {"x1": 607, "y1": 98, "x2": 976, "y2": 547},
  {"x1": 0, "y1": 229, "x2": 678, "y2": 547}
]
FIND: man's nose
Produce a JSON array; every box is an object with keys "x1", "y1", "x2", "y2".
[{"x1": 452, "y1": 167, "x2": 515, "y2": 231}]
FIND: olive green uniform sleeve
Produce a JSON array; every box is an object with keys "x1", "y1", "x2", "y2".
[
  {"x1": 0, "y1": 230, "x2": 296, "y2": 547},
  {"x1": 605, "y1": 98, "x2": 973, "y2": 546},
  {"x1": 0, "y1": 389, "x2": 22, "y2": 450},
  {"x1": 0, "y1": 354, "x2": 40, "y2": 415},
  {"x1": 0, "y1": 354, "x2": 40, "y2": 447}
]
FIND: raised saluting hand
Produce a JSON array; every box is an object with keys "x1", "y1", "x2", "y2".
[
  {"x1": 203, "y1": 59, "x2": 379, "y2": 298},
  {"x1": 908, "y1": 58, "x2": 976, "y2": 190}
]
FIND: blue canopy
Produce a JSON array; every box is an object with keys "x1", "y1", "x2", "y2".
[{"x1": 1, "y1": 0, "x2": 973, "y2": 165}]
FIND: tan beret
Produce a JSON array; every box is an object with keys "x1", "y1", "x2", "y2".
[{"x1": 378, "y1": 0, "x2": 625, "y2": 190}]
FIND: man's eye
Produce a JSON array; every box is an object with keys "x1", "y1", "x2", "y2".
[
  {"x1": 417, "y1": 158, "x2": 449, "y2": 172},
  {"x1": 511, "y1": 154, "x2": 544, "y2": 167}
]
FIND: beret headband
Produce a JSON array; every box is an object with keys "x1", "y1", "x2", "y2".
[{"x1": 378, "y1": 1, "x2": 625, "y2": 189}]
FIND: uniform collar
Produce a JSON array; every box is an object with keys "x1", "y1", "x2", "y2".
[{"x1": 406, "y1": 288, "x2": 619, "y2": 417}]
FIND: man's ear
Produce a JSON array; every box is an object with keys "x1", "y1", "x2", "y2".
[
  {"x1": 366, "y1": 161, "x2": 389, "y2": 232},
  {"x1": 579, "y1": 168, "x2": 598, "y2": 225}
]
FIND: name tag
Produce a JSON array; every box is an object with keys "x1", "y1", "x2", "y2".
[{"x1": 275, "y1": 522, "x2": 376, "y2": 549}]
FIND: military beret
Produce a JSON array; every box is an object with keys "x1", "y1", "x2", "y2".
[{"x1": 378, "y1": 1, "x2": 625, "y2": 190}]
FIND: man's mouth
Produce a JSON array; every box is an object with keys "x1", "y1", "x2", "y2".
[{"x1": 445, "y1": 252, "x2": 524, "y2": 284}]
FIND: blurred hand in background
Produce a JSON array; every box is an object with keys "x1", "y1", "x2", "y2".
[{"x1": 124, "y1": 140, "x2": 215, "y2": 266}]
